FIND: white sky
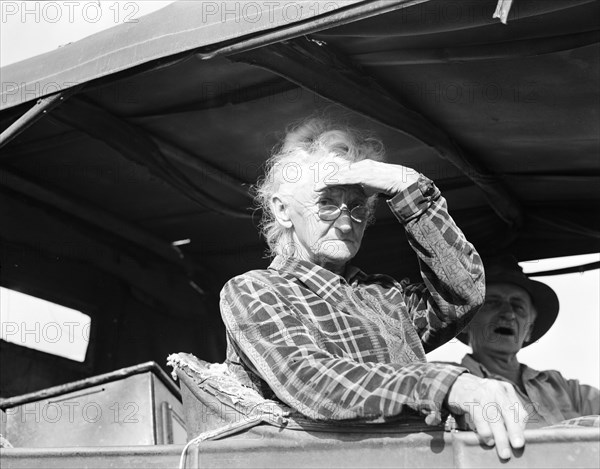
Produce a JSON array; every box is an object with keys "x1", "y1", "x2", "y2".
[
  {"x1": 0, "y1": 287, "x2": 91, "y2": 361},
  {"x1": 1, "y1": 2, "x2": 599, "y2": 388},
  {"x1": 1, "y1": 1, "x2": 175, "y2": 67}
]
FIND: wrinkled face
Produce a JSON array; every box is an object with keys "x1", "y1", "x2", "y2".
[
  {"x1": 280, "y1": 174, "x2": 369, "y2": 273},
  {"x1": 468, "y1": 283, "x2": 537, "y2": 355}
]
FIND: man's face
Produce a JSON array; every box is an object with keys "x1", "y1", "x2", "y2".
[
  {"x1": 468, "y1": 283, "x2": 537, "y2": 355},
  {"x1": 283, "y1": 176, "x2": 368, "y2": 272}
]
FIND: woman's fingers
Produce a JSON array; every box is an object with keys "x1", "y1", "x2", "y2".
[
  {"x1": 500, "y1": 385, "x2": 527, "y2": 449},
  {"x1": 468, "y1": 401, "x2": 517, "y2": 459},
  {"x1": 447, "y1": 374, "x2": 527, "y2": 460},
  {"x1": 477, "y1": 403, "x2": 525, "y2": 459},
  {"x1": 469, "y1": 409, "x2": 495, "y2": 446},
  {"x1": 470, "y1": 408, "x2": 514, "y2": 460},
  {"x1": 313, "y1": 159, "x2": 416, "y2": 195},
  {"x1": 312, "y1": 158, "x2": 364, "y2": 191}
]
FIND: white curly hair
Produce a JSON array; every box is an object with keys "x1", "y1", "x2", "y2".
[{"x1": 255, "y1": 117, "x2": 385, "y2": 258}]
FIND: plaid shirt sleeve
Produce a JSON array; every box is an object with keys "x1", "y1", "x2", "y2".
[
  {"x1": 387, "y1": 175, "x2": 485, "y2": 352},
  {"x1": 221, "y1": 276, "x2": 466, "y2": 422}
]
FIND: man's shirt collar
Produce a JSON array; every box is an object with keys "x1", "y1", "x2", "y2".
[{"x1": 461, "y1": 353, "x2": 542, "y2": 381}]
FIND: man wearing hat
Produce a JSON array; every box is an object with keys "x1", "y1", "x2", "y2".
[{"x1": 459, "y1": 255, "x2": 599, "y2": 427}]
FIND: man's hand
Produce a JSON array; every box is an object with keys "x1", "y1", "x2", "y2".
[
  {"x1": 447, "y1": 374, "x2": 527, "y2": 460},
  {"x1": 312, "y1": 157, "x2": 420, "y2": 196}
]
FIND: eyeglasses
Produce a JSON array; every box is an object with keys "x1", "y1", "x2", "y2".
[{"x1": 317, "y1": 204, "x2": 369, "y2": 223}]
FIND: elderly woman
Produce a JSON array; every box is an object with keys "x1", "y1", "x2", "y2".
[{"x1": 220, "y1": 118, "x2": 526, "y2": 459}]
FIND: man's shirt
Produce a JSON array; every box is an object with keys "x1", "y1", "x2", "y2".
[
  {"x1": 461, "y1": 354, "x2": 600, "y2": 426},
  {"x1": 220, "y1": 176, "x2": 484, "y2": 423}
]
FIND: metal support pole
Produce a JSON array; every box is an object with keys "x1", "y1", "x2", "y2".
[{"x1": 0, "y1": 93, "x2": 66, "y2": 149}]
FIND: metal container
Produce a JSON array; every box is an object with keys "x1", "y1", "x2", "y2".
[{"x1": 0, "y1": 362, "x2": 186, "y2": 447}]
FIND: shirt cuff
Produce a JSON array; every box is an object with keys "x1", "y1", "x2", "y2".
[
  {"x1": 416, "y1": 363, "x2": 468, "y2": 425},
  {"x1": 386, "y1": 174, "x2": 441, "y2": 223}
]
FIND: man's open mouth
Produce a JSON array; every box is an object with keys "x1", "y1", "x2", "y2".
[{"x1": 494, "y1": 326, "x2": 516, "y2": 336}]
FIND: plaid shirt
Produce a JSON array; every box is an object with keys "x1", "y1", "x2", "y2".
[{"x1": 220, "y1": 175, "x2": 484, "y2": 422}]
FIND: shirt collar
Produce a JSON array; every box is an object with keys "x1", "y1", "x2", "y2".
[
  {"x1": 520, "y1": 363, "x2": 542, "y2": 380},
  {"x1": 269, "y1": 255, "x2": 367, "y2": 301},
  {"x1": 461, "y1": 354, "x2": 542, "y2": 381},
  {"x1": 461, "y1": 354, "x2": 490, "y2": 377}
]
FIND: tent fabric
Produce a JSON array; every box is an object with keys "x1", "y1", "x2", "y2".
[{"x1": 0, "y1": 0, "x2": 409, "y2": 110}]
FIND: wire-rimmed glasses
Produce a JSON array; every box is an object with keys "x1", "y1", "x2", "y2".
[{"x1": 317, "y1": 204, "x2": 369, "y2": 223}]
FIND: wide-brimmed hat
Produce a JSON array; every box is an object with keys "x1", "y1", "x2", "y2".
[{"x1": 459, "y1": 254, "x2": 560, "y2": 347}]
